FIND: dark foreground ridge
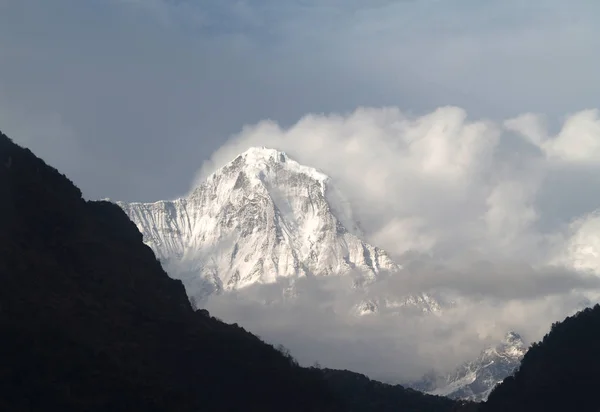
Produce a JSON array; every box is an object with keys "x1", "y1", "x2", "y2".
[
  {"x1": 320, "y1": 369, "x2": 469, "y2": 412},
  {"x1": 0, "y1": 132, "x2": 338, "y2": 411},
  {"x1": 0, "y1": 131, "x2": 462, "y2": 411}
]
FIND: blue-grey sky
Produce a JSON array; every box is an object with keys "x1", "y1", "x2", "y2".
[{"x1": 1, "y1": 0, "x2": 599, "y2": 202}]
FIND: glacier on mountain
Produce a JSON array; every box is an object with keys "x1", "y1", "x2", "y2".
[{"x1": 118, "y1": 147, "x2": 439, "y2": 313}]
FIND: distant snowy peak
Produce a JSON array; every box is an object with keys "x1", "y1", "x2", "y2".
[
  {"x1": 409, "y1": 331, "x2": 526, "y2": 401},
  {"x1": 119, "y1": 147, "x2": 406, "y2": 303},
  {"x1": 494, "y1": 331, "x2": 526, "y2": 359},
  {"x1": 356, "y1": 294, "x2": 443, "y2": 316}
]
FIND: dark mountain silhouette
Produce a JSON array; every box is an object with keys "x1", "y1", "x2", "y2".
[
  {"x1": 319, "y1": 369, "x2": 468, "y2": 412},
  {"x1": 0, "y1": 131, "x2": 463, "y2": 411},
  {"x1": 0, "y1": 131, "x2": 340, "y2": 411},
  {"x1": 479, "y1": 304, "x2": 600, "y2": 412}
]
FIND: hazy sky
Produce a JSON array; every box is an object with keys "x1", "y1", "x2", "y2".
[{"x1": 1, "y1": 0, "x2": 599, "y2": 202}]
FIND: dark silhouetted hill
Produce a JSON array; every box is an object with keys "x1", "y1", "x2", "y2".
[
  {"x1": 319, "y1": 368, "x2": 472, "y2": 412},
  {"x1": 0, "y1": 131, "x2": 468, "y2": 412},
  {"x1": 0, "y1": 131, "x2": 340, "y2": 411}
]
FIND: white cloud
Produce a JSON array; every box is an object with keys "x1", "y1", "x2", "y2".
[
  {"x1": 554, "y1": 211, "x2": 600, "y2": 275},
  {"x1": 197, "y1": 106, "x2": 526, "y2": 260},
  {"x1": 201, "y1": 106, "x2": 600, "y2": 266},
  {"x1": 198, "y1": 105, "x2": 600, "y2": 380},
  {"x1": 484, "y1": 178, "x2": 539, "y2": 250},
  {"x1": 205, "y1": 271, "x2": 598, "y2": 382},
  {"x1": 506, "y1": 109, "x2": 600, "y2": 163}
]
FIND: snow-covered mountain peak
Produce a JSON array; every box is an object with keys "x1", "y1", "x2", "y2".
[
  {"x1": 499, "y1": 332, "x2": 526, "y2": 357},
  {"x1": 197, "y1": 147, "x2": 329, "y2": 197},
  {"x1": 483, "y1": 332, "x2": 526, "y2": 359},
  {"x1": 118, "y1": 148, "x2": 426, "y2": 307},
  {"x1": 235, "y1": 146, "x2": 325, "y2": 181},
  {"x1": 236, "y1": 146, "x2": 291, "y2": 167},
  {"x1": 503, "y1": 331, "x2": 522, "y2": 344}
]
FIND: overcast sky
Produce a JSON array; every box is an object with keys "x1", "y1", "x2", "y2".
[
  {"x1": 1, "y1": 0, "x2": 599, "y2": 203},
  {"x1": 3, "y1": 0, "x2": 600, "y2": 381}
]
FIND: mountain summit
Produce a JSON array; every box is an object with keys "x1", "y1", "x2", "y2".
[{"x1": 119, "y1": 147, "x2": 438, "y2": 312}]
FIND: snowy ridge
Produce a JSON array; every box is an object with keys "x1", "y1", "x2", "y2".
[
  {"x1": 355, "y1": 294, "x2": 443, "y2": 315},
  {"x1": 408, "y1": 332, "x2": 526, "y2": 401},
  {"x1": 118, "y1": 147, "x2": 439, "y2": 312}
]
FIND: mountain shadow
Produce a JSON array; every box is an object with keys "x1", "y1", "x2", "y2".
[{"x1": 0, "y1": 131, "x2": 463, "y2": 411}]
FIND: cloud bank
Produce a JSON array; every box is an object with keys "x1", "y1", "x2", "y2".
[
  {"x1": 205, "y1": 271, "x2": 597, "y2": 382},
  {"x1": 200, "y1": 106, "x2": 600, "y2": 381},
  {"x1": 199, "y1": 106, "x2": 600, "y2": 264}
]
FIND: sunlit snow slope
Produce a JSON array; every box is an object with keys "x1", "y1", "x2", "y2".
[{"x1": 118, "y1": 148, "x2": 437, "y2": 312}]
